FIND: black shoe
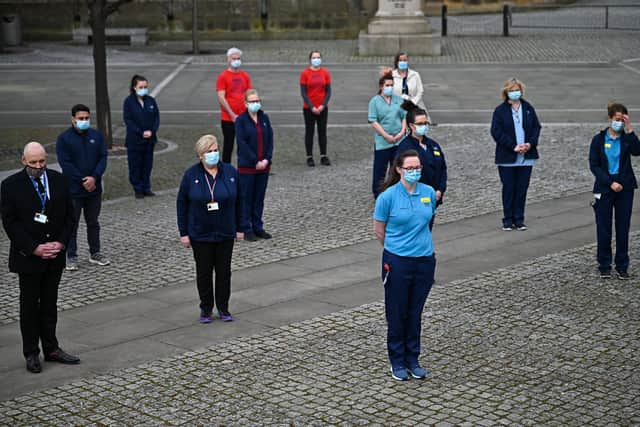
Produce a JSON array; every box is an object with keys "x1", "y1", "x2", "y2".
[
  {"x1": 515, "y1": 223, "x2": 528, "y2": 231},
  {"x1": 44, "y1": 348, "x2": 80, "y2": 365},
  {"x1": 244, "y1": 232, "x2": 258, "y2": 242},
  {"x1": 135, "y1": 192, "x2": 144, "y2": 199},
  {"x1": 255, "y1": 230, "x2": 272, "y2": 239},
  {"x1": 143, "y1": 191, "x2": 156, "y2": 197},
  {"x1": 599, "y1": 269, "x2": 612, "y2": 279},
  {"x1": 26, "y1": 354, "x2": 41, "y2": 373},
  {"x1": 502, "y1": 224, "x2": 514, "y2": 231},
  {"x1": 616, "y1": 270, "x2": 630, "y2": 280},
  {"x1": 306, "y1": 157, "x2": 315, "y2": 167},
  {"x1": 320, "y1": 156, "x2": 331, "y2": 166}
]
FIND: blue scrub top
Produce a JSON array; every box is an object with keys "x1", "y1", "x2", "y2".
[
  {"x1": 604, "y1": 130, "x2": 621, "y2": 175},
  {"x1": 368, "y1": 94, "x2": 406, "y2": 151},
  {"x1": 374, "y1": 181, "x2": 436, "y2": 257}
]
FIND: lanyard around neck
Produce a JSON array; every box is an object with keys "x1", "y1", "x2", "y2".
[{"x1": 204, "y1": 173, "x2": 216, "y2": 202}]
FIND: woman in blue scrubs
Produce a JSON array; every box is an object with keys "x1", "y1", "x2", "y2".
[
  {"x1": 589, "y1": 102, "x2": 639, "y2": 279},
  {"x1": 373, "y1": 149, "x2": 437, "y2": 381},
  {"x1": 368, "y1": 72, "x2": 407, "y2": 198},
  {"x1": 123, "y1": 74, "x2": 160, "y2": 199}
]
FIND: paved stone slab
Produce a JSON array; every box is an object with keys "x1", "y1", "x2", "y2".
[{"x1": 0, "y1": 235, "x2": 638, "y2": 425}]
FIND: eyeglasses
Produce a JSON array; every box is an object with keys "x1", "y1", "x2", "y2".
[{"x1": 401, "y1": 166, "x2": 422, "y2": 171}]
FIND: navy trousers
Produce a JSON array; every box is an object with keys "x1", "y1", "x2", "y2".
[
  {"x1": 221, "y1": 120, "x2": 236, "y2": 164},
  {"x1": 239, "y1": 172, "x2": 269, "y2": 233},
  {"x1": 373, "y1": 146, "x2": 398, "y2": 198},
  {"x1": 67, "y1": 194, "x2": 102, "y2": 258},
  {"x1": 498, "y1": 166, "x2": 532, "y2": 227},
  {"x1": 127, "y1": 144, "x2": 154, "y2": 194},
  {"x1": 593, "y1": 189, "x2": 634, "y2": 273},
  {"x1": 382, "y1": 250, "x2": 435, "y2": 369}
]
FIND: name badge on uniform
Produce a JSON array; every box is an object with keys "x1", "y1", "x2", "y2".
[
  {"x1": 34, "y1": 212, "x2": 48, "y2": 224},
  {"x1": 207, "y1": 202, "x2": 219, "y2": 211},
  {"x1": 433, "y1": 151, "x2": 441, "y2": 156},
  {"x1": 420, "y1": 197, "x2": 431, "y2": 204},
  {"x1": 604, "y1": 144, "x2": 611, "y2": 148}
]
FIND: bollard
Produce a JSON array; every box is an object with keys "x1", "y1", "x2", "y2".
[
  {"x1": 503, "y1": 4, "x2": 510, "y2": 37},
  {"x1": 442, "y1": 4, "x2": 448, "y2": 37}
]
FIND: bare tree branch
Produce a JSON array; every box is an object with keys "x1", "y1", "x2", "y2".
[{"x1": 104, "y1": 0, "x2": 133, "y2": 17}]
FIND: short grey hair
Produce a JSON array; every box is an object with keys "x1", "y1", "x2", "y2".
[
  {"x1": 195, "y1": 134, "x2": 218, "y2": 157},
  {"x1": 227, "y1": 47, "x2": 242, "y2": 57}
]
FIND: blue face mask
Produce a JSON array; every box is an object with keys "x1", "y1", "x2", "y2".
[
  {"x1": 311, "y1": 58, "x2": 322, "y2": 67},
  {"x1": 398, "y1": 61, "x2": 409, "y2": 70},
  {"x1": 611, "y1": 120, "x2": 624, "y2": 133},
  {"x1": 204, "y1": 151, "x2": 219, "y2": 166},
  {"x1": 403, "y1": 169, "x2": 421, "y2": 184},
  {"x1": 383, "y1": 86, "x2": 394, "y2": 97},
  {"x1": 508, "y1": 90, "x2": 522, "y2": 101},
  {"x1": 75, "y1": 119, "x2": 90, "y2": 131},
  {"x1": 230, "y1": 59, "x2": 242, "y2": 68},
  {"x1": 247, "y1": 102, "x2": 261, "y2": 113},
  {"x1": 136, "y1": 88, "x2": 149, "y2": 97},
  {"x1": 415, "y1": 124, "x2": 429, "y2": 136}
]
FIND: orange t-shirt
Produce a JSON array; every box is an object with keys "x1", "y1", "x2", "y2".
[
  {"x1": 216, "y1": 69, "x2": 252, "y2": 122},
  {"x1": 299, "y1": 67, "x2": 331, "y2": 109}
]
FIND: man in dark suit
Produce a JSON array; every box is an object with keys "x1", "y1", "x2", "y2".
[{"x1": 1, "y1": 142, "x2": 81, "y2": 373}]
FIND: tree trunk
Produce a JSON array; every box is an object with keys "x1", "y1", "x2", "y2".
[
  {"x1": 88, "y1": 0, "x2": 113, "y2": 148},
  {"x1": 192, "y1": 0, "x2": 199, "y2": 55}
]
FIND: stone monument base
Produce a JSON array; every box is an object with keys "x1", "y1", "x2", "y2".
[{"x1": 358, "y1": 16, "x2": 441, "y2": 56}]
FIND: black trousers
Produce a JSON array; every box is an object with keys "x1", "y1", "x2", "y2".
[
  {"x1": 67, "y1": 194, "x2": 102, "y2": 259},
  {"x1": 303, "y1": 108, "x2": 328, "y2": 157},
  {"x1": 19, "y1": 268, "x2": 62, "y2": 357},
  {"x1": 221, "y1": 120, "x2": 236, "y2": 164},
  {"x1": 191, "y1": 239, "x2": 234, "y2": 313}
]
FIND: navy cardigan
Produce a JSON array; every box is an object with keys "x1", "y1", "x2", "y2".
[
  {"x1": 397, "y1": 135, "x2": 447, "y2": 201},
  {"x1": 589, "y1": 129, "x2": 640, "y2": 194},
  {"x1": 55, "y1": 127, "x2": 108, "y2": 198},
  {"x1": 176, "y1": 162, "x2": 241, "y2": 242},
  {"x1": 123, "y1": 93, "x2": 160, "y2": 149},
  {"x1": 235, "y1": 110, "x2": 274, "y2": 170},
  {"x1": 490, "y1": 99, "x2": 541, "y2": 164}
]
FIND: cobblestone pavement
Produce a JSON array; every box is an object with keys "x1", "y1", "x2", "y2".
[
  {"x1": 1, "y1": 232, "x2": 638, "y2": 425},
  {"x1": 2, "y1": 29, "x2": 640, "y2": 66},
  {"x1": 0, "y1": 125, "x2": 609, "y2": 324}
]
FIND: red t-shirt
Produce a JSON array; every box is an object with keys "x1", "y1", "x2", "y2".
[
  {"x1": 216, "y1": 69, "x2": 252, "y2": 122},
  {"x1": 299, "y1": 67, "x2": 331, "y2": 109}
]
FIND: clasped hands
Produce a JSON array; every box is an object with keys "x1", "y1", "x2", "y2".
[
  {"x1": 33, "y1": 242, "x2": 64, "y2": 259},
  {"x1": 514, "y1": 143, "x2": 531, "y2": 154}
]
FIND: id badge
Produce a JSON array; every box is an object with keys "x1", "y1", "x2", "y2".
[
  {"x1": 207, "y1": 202, "x2": 219, "y2": 211},
  {"x1": 34, "y1": 212, "x2": 48, "y2": 224}
]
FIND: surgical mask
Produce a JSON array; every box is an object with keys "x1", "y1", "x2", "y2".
[
  {"x1": 136, "y1": 88, "x2": 149, "y2": 97},
  {"x1": 247, "y1": 102, "x2": 261, "y2": 113},
  {"x1": 75, "y1": 119, "x2": 90, "y2": 131},
  {"x1": 204, "y1": 151, "x2": 219, "y2": 166},
  {"x1": 415, "y1": 124, "x2": 429, "y2": 136},
  {"x1": 398, "y1": 61, "x2": 409, "y2": 70},
  {"x1": 611, "y1": 120, "x2": 624, "y2": 133},
  {"x1": 311, "y1": 58, "x2": 322, "y2": 67},
  {"x1": 26, "y1": 165, "x2": 45, "y2": 179},
  {"x1": 508, "y1": 90, "x2": 522, "y2": 101},
  {"x1": 403, "y1": 169, "x2": 421, "y2": 184},
  {"x1": 230, "y1": 59, "x2": 242, "y2": 68},
  {"x1": 383, "y1": 86, "x2": 394, "y2": 97}
]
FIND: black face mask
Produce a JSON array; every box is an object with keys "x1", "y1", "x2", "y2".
[{"x1": 26, "y1": 165, "x2": 45, "y2": 179}]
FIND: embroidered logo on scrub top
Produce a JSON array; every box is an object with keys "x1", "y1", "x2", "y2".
[
  {"x1": 230, "y1": 177, "x2": 235, "y2": 182},
  {"x1": 89, "y1": 139, "x2": 95, "y2": 144},
  {"x1": 605, "y1": 144, "x2": 612, "y2": 148},
  {"x1": 420, "y1": 197, "x2": 431, "y2": 204},
  {"x1": 150, "y1": 105, "x2": 154, "y2": 110},
  {"x1": 194, "y1": 179, "x2": 199, "y2": 184}
]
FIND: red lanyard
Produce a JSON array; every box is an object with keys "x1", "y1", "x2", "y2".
[{"x1": 204, "y1": 173, "x2": 216, "y2": 202}]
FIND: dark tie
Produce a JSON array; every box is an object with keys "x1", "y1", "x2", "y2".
[{"x1": 36, "y1": 177, "x2": 45, "y2": 194}]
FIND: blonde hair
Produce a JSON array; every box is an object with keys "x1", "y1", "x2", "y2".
[
  {"x1": 194, "y1": 134, "x2": 218, "y2": 157},
  {"x1": 501, "y1": 77, "x2": 525, "y2": 102},
  {"x1": 244, "y1": 88, "x2": 259, "y2": 101}
]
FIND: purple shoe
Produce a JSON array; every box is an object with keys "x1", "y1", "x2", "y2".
[
  {"x1": 218, "y1": 310, "x2": 233, "y2": 322},
  {"x1": 199, "y1": 311, "x2": 212, "y2": 324}
]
